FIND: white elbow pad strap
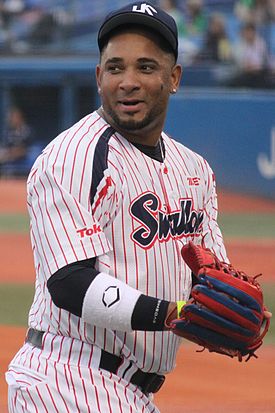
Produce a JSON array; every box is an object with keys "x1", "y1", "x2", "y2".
[{"x1": 82, "y1": 272, "x2": 142, "y2": 331}]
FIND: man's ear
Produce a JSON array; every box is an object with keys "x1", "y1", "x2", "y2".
[
  {"x1": 170, "y1": 64, "x2": 182, "y2": 94},
  {"x1": 96, "y1": 65, "x2": 102, "y2": 94}
]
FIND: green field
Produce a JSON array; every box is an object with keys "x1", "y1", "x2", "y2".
[
  {"x1": 0, "y1": 284, "x2": 34, "y2": 326},
  {"x1": 0, "y1": 213, "x2": 29, "y2": 233},
  {"x1": 219, "y1": 213, "x2": 275, "y2": 239}
]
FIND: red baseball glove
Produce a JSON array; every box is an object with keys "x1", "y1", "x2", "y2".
[{"x1": 167, "y1": 241, "x2": 271, "y2": 361}]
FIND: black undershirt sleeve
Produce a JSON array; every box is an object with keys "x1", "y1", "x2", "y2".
[{"x1": 47, "y1": 260, "x2": 169, "y2": 330}]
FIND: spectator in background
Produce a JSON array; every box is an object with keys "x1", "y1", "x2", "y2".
[
  {"x1": 0, "y1": 1, "x2": 50, "y2": 52},
  {"x1": 26, "y1": 6, "x2": 56, "y2": 47},
  {"x1": 0, "y1": 1, "x2": 25, "y2": 26},
  {"x1": 234, "y1": 0, "x2": 275, "y2": 26},
  {"x1": 184, "y1": 0, "x2": 208, "y2": 36},
  {"x1": 177, "y1": 0, "x2": 208, "y2": 64},
  {"x1": 0, "y1": 106, "x2": 34, "y2": 174},
  {"x1": 161, "y1": 0, "x2": 186, "y2": 36},
  {"x1": 0, "y1": 0, "x2": 25, "y2": 50},
  {"x1": 161, "y1": 0, "x2": 199, "y2": 65},
  {"x1": 9, "y1": 1, "x2": 74, "y2": 51},
  {"x1": 227, "y1": 22, "x2": 273, "y2": 88},
  {"x1": 26, "y1": 1, "x2": 74, "y2": 48},
  {"x1": 196, "y1": 13, "x2": 232, "y2": 63}
]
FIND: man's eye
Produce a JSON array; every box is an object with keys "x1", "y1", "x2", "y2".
[
  {"x1": 140, "y1": 64, "x2": 155, "y2": 73},
  {"x1": 141, "y1": 65, "x2": 154, "y2": 72},
  {"x1": 107, "y1": 65, "x2": 122, "y2": 73}
]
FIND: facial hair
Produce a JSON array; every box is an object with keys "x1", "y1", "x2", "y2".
[
  {"x1": 106, "y1": 107, "x2": 157, "y2": 131},
  {"x1": 104, "y1": 84, "x2": 167, "y2": 132}
]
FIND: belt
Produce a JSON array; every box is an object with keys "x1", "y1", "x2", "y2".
[{"x1": 25, "y1": 328, "x2": 165, "y2": 395}]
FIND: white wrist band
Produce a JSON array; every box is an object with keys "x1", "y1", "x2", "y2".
[{"x1": 82, "y1": 272, "x2": 141, "y2": 331}]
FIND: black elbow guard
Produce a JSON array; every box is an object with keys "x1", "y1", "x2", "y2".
[{"x1": 47, "y1": 259, "x2": 99, "y2": 317}]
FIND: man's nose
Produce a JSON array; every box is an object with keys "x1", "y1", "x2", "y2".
[{"x1": 119, "y1": 69, "x2": 140, "y2": 92}]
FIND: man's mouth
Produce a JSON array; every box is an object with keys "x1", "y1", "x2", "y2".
[{"x1": 118, "y1": 99, "x2": 144, "y2": 111}]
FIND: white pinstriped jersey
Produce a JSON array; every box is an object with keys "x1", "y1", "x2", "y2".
[{"x1": 26, "y1": 110, "x2": 227, "y2": 375}]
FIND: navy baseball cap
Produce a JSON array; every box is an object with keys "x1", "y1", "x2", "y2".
[{"x1": 98, "y1": 2, "x2": 178, "y2": 60}]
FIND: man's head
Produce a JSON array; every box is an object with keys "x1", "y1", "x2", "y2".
[
  {"x1": 8, "y1": 107, "x2": 26, "y2": 129},
  {"x1": 96, "y1": 2, "x2": 182, "y2": 145}
]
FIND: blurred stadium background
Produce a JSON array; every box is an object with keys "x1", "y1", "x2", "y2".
[
  {"x1": 0, "y1": 1, "x2": 275, "y2": 411},
  {"x1": 0, "y1": 0, "x2": 274, "y2": 198}
]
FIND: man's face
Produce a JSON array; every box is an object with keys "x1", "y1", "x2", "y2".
[{"x1": 96, "y1": 30, "x2": 181, "y2": 143}]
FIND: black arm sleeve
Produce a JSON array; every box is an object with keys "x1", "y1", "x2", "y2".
[
  {"x1": 47, "y1": 258, "x2": 99, "y2": 317},
  {"x1": 47, "y1": 259, "x2": 170, "y2": 331}
]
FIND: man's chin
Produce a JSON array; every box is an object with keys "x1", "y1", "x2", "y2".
[
  {"x1": 117, "y1": 120, "x2": 146, "y2": 131},
  {"x1": 103, "y1": 106, "x2": 153, "y2": 132},
  {"x1": 114, "y1": 114, "x2": 150, "y2": 131}
]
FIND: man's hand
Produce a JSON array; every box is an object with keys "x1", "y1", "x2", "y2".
[{"x1": 166, "y1": 242, "x2": 271, "y2": 361}]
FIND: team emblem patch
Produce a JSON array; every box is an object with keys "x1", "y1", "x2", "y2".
[
  {"x1": 102, "y1": 286, "x2": 120, "y2": 307},
  {"x1": 132, "y1": 4, "x2": 157, "y2": 16}
]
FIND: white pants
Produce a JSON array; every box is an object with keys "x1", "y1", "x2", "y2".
[{"x1": 6, "y1": 333, "x2": 160, "y2": 413}]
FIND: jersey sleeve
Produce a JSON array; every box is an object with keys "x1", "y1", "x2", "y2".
[
  {"x1": 200, "y1": 160, "x2": 228, "y2": 262},
  {"x1": 27, "y1": 133, "x2": 120, "y2": 279}
]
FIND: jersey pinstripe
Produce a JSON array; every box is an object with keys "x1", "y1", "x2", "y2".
[
  {"x1": 7, "y1": 333, "x2": 158, "y2": 413},
  {"x1": 26, "y1": 110, "x2": 227, "y2": 374}
]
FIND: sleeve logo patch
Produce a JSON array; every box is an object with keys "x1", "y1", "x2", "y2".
[
  {"x1": 77, "y1": 224, "x2": 102, "y2": 238},
  {"x1": 187, "y1": 177, "x2": 200, "y2": 186},
  {"x1": 102, "y1": 286, "x2": 120, "y2": 307}
]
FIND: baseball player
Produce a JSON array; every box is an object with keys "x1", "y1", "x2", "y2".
[{"x1": 6, "y1": 2, "x2": 228, "y2": 412}]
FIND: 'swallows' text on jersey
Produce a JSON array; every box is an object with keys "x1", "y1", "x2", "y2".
[{"x1": 130, "y1": 192, "x2": 204, "y2": 249}]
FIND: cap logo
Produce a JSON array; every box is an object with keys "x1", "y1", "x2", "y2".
[{"x1": 132, "y1": 3, "x2": 157, "y2": 16}]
